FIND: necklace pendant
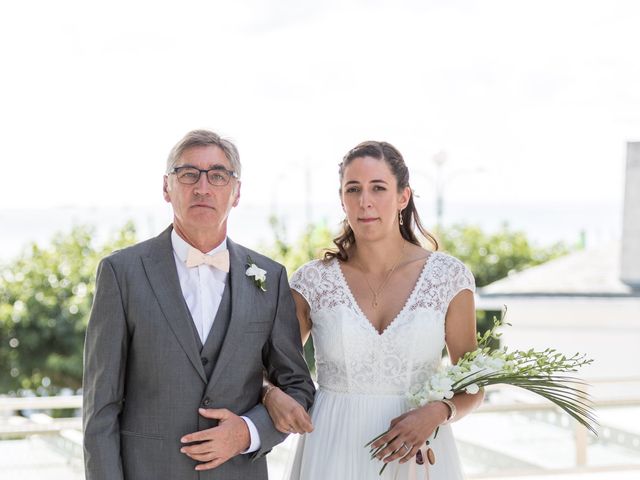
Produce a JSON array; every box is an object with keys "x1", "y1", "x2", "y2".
[{"x1": 372, "y1": 295, "x2": 378, "y2": 308}]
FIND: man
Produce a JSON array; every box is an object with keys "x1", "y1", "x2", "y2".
[{"x1": 83, "y1": 129, "x2": 315, "y2": 479}]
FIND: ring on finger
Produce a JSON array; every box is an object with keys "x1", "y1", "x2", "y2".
[{"x1": 402, "y1": 442, "x2": 411, "y2": 453}]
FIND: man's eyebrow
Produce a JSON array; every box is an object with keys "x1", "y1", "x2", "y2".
[{"x1": 175, "y1": 163, "x2": 228, "y2": 170}]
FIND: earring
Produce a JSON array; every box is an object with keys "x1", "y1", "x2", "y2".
[{"x1": 398, "y1": 210, "x2": 404, "y2": 226}]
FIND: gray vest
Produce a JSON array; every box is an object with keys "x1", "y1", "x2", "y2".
[{"x1": 190, "y1": 282, "x2": 233, "y2": 380}]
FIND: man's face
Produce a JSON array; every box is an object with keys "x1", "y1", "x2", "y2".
[{"x1": 163, "y1": 145, "x2": 241, "y2": 237}]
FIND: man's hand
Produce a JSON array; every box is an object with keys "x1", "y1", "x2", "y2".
[{"x1": 180, "y1": 408, "x2": 251, "y2": 471}]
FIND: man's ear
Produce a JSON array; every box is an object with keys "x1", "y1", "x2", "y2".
[
  {"x1": 232, "y1": 181, "x2": 242, "y2": 207},
  {"x1": 163, "y1": 176, "x2": 171, "y2": 203}
]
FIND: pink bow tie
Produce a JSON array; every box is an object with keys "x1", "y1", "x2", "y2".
[{"x1": 185, "y1": 247, "x2": 230, "y2": 272}]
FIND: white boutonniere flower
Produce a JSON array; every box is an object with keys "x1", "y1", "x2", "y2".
[{"x1": 246, "y1": 256, "x2": 267, "y2": 291}]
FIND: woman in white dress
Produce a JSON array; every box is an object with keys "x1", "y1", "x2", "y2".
[{"x1": 263, "y1": 141, "x2": 484, "y2": 479}]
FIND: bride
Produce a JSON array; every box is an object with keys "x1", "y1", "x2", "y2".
[{"x1": 263, "y1": 141, "x2": 483, "y2": 479}]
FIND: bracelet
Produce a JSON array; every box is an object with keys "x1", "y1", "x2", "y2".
[
  {"x1": 261, "y1": 384, "x2": 277, "y2": 404},
  {"x1": 440, "y1": 399, "x2": 457, "y2": 424}
]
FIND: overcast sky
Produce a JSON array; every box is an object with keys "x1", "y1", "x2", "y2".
[{"x1": 1, "y1": 0, "x2": 638, "y2": 222}]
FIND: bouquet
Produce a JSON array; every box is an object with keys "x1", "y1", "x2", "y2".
[{"x1": 366, "y1": 311, "x2": 598, "y2": 474}]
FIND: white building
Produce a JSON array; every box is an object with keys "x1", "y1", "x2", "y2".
[{"x1": 477, "y1": 143, "x2": 640, "y2": 380}]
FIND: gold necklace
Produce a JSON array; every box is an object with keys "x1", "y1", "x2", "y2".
[{"x1": 360, "y1": 241, "x2": 406, "y2": 309}]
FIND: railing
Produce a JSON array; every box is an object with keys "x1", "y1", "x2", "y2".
[
  {"x1": 1, "y1": 383, "x2": 640, "y2": 477},
  {"x1": 0, "y1": 395, "x2": 83, "y2": 411},
  {"x1": 458, "y1": 378, "x2": 640, "y2": 476},
  {"x1": 0, "y1": 395, "x2": 82, "y2": 438}
]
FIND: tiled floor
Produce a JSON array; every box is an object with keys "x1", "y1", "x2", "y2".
[{"x1": 1, "y1": 435, "x2": 639, "y2": 480}]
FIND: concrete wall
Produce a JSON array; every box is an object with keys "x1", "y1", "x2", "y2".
[
  {"x1": 621, "y1": 142, "x2": 640, "y2": 287},
  {"x1": 479, "y1": 296, "x2": 640, "y2": 379}
]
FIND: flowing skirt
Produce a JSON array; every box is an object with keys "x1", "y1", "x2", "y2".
[{"x1": 285, "y1": 388, "x2": 465, "y2": 480}]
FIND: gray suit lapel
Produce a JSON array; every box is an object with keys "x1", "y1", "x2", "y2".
[
  {"x1": 141, "y1": 227, "x2": 207, "y2": 383},
  {"x1": 207, "y1": 239, "x2": 259, "y2": 387}
]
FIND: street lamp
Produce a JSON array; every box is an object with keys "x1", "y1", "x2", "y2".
[
  {"x1": 433, "y1": 151, "x2": 447, "y2": 229},
  {"x1": 418, "y1": 151, "x2": 485, "y2": 230}
]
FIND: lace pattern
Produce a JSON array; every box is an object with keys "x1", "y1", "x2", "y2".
[{"x1": 290, "y1": 253, "x2": 475, "y2": 395}]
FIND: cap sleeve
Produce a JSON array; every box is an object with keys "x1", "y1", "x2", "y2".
[
  {"x1": 446, "y1": 257, "x2": 476, "y2": 305},
  {"x1": 289, "y1": 261, "x2": 320, "y2": 311}
]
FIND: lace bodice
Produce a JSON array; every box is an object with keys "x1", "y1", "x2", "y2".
[{"x1": 290, "y1": 252, "x2": 475, "y2": 395}]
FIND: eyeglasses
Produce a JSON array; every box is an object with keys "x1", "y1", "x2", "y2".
[{"x1": 170, "y1": 165, "x2": 238, "y2": 186}]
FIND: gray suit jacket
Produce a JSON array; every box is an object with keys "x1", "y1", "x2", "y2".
[{"x1": 83, "y1": 226, "x2": 315, "y2": 480}]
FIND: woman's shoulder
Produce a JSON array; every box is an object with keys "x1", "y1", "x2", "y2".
[
  {"x1": 430, "y1": 251, "x2": 469, "y2": 269},
  {"x1": 292, "y1": 257, "x2": 335, "y2": 276},
  {"x1": 429, "y1": 251, "x2": 476, "y2": 291},
  {"x1": 290, "y1": 257, "x2": 337, "y2": 286},
  {"x1": 289, "y1": 258, "x2": 339, "y2": 308}
]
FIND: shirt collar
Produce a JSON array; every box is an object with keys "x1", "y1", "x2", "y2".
[{"x1": 171, "y1": 229, "x2": 228, "y2": 263}]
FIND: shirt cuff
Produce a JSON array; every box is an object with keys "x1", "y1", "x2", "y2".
[{"x1": 240, "y1": 416, "x2": 261, "y2": 453}]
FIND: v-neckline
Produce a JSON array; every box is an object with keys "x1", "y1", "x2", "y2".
[{"x1": 335, "y1": 252, "x2": 437, "y2": 336}]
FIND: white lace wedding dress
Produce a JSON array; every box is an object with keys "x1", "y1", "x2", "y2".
[{"x1": 286, "y1": 252, "x2": 475, "y2": 480}]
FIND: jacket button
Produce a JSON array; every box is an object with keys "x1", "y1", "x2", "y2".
[
  {"x1": 202, "y1": 397, "x2": 211, "y2": 406},
  {"x1": 201, "y1": 357, "x2": 208, "y2": 365}
]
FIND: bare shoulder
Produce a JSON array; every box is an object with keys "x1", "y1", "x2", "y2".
[{"x1": 402, "y1": 243, "x2": 433, "y2": 264}]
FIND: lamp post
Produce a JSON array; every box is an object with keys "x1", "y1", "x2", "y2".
[
  {"x1": 433, "y1": 151, "x2": 447, "y2": 230},
  {"x1": 417, "y1": 151, "x2": 485, "y2": 230}
]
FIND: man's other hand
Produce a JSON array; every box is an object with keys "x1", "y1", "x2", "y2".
[{"x1": 180, "y1": 408, "x2": 251, "y2": 471}]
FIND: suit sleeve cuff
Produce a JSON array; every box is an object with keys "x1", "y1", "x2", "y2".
[{"x1": 240, "y1": 416, "x2": 261, "y2": 453}]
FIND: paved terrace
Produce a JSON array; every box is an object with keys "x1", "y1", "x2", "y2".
[{"x1": 2, "y1": 381, "x2": 639, "y2": 480}]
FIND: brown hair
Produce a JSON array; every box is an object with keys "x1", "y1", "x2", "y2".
[{"x1": 324, "y1": 141, "x2": 438, "y2": 262}]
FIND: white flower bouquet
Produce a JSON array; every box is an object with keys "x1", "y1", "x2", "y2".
[
  {"x1": 406, "y1": 315, "x2": 597, "y2": 434},
  {"x1": 367, "y1": 311, "x2": 598, "y2": 474}
]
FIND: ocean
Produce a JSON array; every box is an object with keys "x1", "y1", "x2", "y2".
[{"x1": 0, "y1": 200, "x2": 622, "y2": 264}]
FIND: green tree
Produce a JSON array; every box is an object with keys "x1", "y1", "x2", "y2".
[
  {"x1": 262, "y1": 218, "x2": 570, "y2": 289},
  {"x1": 437, "y1": 223, "x2": 570, "y2": 288},
  {"x1": 0, "y1": 223, "x2": 136, "y2": 395},
  {"x1": 260, "y1": 215, "x2": 334, "y2": 275},
  {"x1": 437, "y1": 222, "x2": 570, "y2": 334}
]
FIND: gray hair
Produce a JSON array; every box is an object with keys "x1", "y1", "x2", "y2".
[{"x1": 166, "y1": 129, "x2": 241, "y2": 178}]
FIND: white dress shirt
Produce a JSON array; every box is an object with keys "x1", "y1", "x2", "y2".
[{"x1": 171, "y1": 230, "x2": 261, "y2": 453}]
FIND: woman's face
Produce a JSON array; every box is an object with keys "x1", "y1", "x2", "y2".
[{"x1": 340, "y1": 156, "x2": 410, "y2": 243}]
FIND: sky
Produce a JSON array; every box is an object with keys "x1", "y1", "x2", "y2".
[{"x1": 1, "y1": 0, "x2": 639, "y2": 250}]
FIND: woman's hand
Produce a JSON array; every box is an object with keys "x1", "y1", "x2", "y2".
[
  {"x1": 263, "y1": 386, "x2": 314, "y2": 434},
  {"x1": 370, "y1": 402, "x2": 449, "y2": 465}
]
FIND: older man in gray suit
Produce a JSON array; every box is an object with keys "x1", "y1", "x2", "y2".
[{"x1": 83, "y1": 129, "x2": 315, "y2": 479}]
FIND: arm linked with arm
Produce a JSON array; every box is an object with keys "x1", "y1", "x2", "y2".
[
  {"x1": 244, "y1": 266, "x2": 316, "y2": 457},
  {"x1": 261, "y1": 289, "x2": 314, "y2": 434}
]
